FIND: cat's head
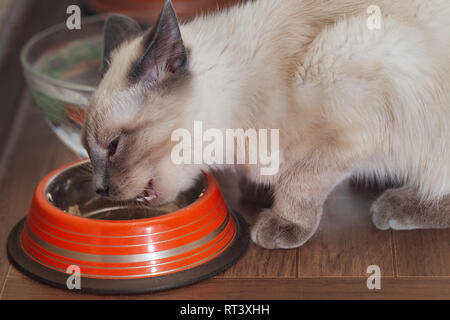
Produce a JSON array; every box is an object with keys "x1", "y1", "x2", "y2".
[{"x1": 82, "y1": 1, "x2": 200, "y2": 205}]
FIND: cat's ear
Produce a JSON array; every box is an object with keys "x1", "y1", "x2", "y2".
[
  {"x1": 129, "y1": 0, "x2": 187, "y2": 85},
  {"x1": 101, "y1": 14, "x2": 142, "y2": 75}
]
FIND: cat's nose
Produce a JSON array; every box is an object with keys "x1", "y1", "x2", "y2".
[{"x1": 96, "y1": 186, "x2": 110, "y2": 197}]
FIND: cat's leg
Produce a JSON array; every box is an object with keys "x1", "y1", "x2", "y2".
[
  {"x1": 371, "y1": 187, "x2": 450, "y2": 230},
  {"x1": 239, "y1": 176, "x2": 273, "y2": 207},
  {"x1": 237, "y1": 176, "x2": 273, "y2": 225},
  {"x1": 251, "y1": 160, "x2": 354, "y2": 249}
]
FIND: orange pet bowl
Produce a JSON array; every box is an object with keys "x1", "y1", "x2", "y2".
[{"x1": 7, "y1": 160, "x2": 248, "y2": 294}]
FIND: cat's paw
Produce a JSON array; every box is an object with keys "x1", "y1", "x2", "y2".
[
  {"x1": 370, "y1": 189, "x2": 414, "y2": 230},
  {"x1": 250, "y1": 209, "x2": 312, "y2": 249}
]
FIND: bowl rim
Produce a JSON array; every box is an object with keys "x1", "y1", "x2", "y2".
[
  {"x1": 36, "y1": 159, "x2": 218, "y2": 227},
  {"x1": 20, "y1": 14, "x2": 109, "y2": 93}
]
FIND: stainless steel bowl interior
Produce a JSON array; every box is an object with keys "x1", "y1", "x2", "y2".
[{"x1": 44, "y1": 162, "x2": 206, "y2": 220}]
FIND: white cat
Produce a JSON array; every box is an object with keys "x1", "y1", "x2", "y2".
[{"x1": 82, "y1": 0, "x2": 450, "y2": 249}]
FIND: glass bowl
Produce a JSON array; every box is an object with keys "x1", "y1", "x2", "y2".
[{"x1": 21, "y1": 15, "x2": 106, "y2": 157}]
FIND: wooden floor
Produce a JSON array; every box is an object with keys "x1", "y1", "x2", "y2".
[{"x1": 0, "y1": 0, "x2": 449, "y2": 300}]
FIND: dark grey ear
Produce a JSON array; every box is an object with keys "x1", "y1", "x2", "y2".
[
  {"x1": 129, "y1": 0, "x2": 187, "y2": 85},
  {"x1": 101, "y1": 14, "x2": 142, "y2": 75}
]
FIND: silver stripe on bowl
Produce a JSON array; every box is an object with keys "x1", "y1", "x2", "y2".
[
  {"x1": 24, "y1": 213, "x2": 231, "y2": 263},
  {"x1": 21, "y1": 223, "x2": 236, "y2": 279},
  {"x1": 28, "y1": 203, "x2": 226, "y2": 247},
  {"x1": 21, "y1": 218, "x2": 235, "y2": 276}
]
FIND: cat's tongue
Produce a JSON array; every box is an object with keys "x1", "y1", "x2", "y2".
[
  {"x1": 137, "y1": 181, "x2": 157, "y2": 205},
  {"x1": 143, "y1": 188, "x2": 157, "y2": 204}
]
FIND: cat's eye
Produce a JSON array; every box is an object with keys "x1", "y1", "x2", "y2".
[{"x1": 108, "y1": 137, "x2": 120, "y2": 157}]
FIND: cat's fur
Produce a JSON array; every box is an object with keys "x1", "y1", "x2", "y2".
[{"x1": 82, "y1": 0, "x2": 450, "y2": 249}]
